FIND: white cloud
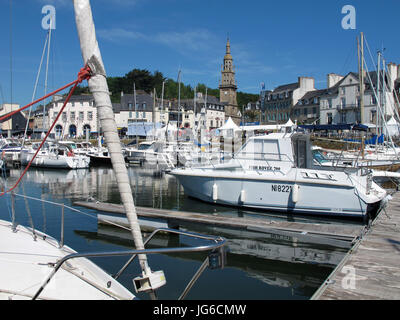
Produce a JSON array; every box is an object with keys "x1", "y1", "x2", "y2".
[
  {"x1": 98, "y1": 27, "x2": 217, "y2": 54},
  {"x1": 97, "y1": 28, "x2": 145, "y2": 42}
]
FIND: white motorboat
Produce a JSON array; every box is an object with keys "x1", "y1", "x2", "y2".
[
  {"x1": 125, "y1": 141, "x2": 175, "y2": 169},
  {"x1": 170, "y1": 132, "x2": 388, "y2": 219},
  {"x1": 20, "y1": 142, "x2": 90, "y2": 169}
]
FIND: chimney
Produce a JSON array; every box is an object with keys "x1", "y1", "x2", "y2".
[
  {"x1": 327, "y1": 73, "x2": 344, "y2": 88},
  {"x1": 298, "y1": 77, "x2": 315, "y2": 91}
]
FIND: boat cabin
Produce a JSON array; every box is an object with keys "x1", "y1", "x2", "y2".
[{"x1": 235, "y1": 132, "x2": 313, "y2": 169}]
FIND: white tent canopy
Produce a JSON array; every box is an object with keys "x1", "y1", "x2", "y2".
[
  {"x1": 384, "y1": 117, "x2": 400, "y2": 137},
  {"x1": 219, "y1": 117, "x2": 241, "y2": 131},
  {"x1": 239, "y1": 118, "x2": 296, "y2": 132},
  {"x1": 283, "y1": 118, "x2": 294, "y2": 127},
  {"x1": 218, "y1": 117, "x2": 241, "y2": 138}
]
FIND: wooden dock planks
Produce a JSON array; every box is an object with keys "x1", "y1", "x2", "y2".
[
  {"x1": 312, "y1": 192, "x2": 400, "y2": 300},
  {"x1": 73, "y1": 201, "x2": 363, "y2": 245}
]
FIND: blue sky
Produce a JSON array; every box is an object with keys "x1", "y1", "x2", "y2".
[{"x1": 1, "y1": 0, "x2": 399, "y2": 107}]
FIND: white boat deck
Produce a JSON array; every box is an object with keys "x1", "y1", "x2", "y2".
[{"x1": 0, "y1": 220, "x2": 134, "y2": 300}]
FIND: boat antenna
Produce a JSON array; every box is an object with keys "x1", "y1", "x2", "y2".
[{"x1": 73, "y1": 0, "x2": 163, "y2": 298}]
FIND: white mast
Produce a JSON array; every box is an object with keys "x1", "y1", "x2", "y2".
[
  {"x1": 43, "y1": 17, "x2": 53, "y2": 134},
  {"x1": 73, "y1": 0, "x2": 163, "y2": 297},
  {"x1": 134, "y1": 82, "x2": 138, "y2": 146}
]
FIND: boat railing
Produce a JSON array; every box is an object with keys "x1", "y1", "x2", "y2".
[
  {"x1": 31, "y1": 227, "x2": 226, "y2": 300},
  {"x1": 9, "y1": 192, "x2": 226, "y2": 300}
]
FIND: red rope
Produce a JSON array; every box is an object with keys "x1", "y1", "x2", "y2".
[{"x1": 0, "y1": 66, "x2": 92, "y2": 196}]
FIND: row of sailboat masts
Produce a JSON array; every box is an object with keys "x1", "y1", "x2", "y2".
[{"x1": 358, "y1": 32, "x2": 399, "y2": 152}]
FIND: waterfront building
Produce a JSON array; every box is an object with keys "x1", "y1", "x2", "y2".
[
  {"x1": 171, "y1": 93, "x2": 225, "y2": 130},
  {"x1": 292, "y1": 90, "x2": 324, "y2": 125},
  {"x1": 319, "y1": 66, "x2": 398, "y2": 126},
  {"x1": 219, "y1": 38, "x2": 241, "y2": 125},
  {"x1": 0, "y1": 103, "x2": 27, "y2": 137},
  {"x1": 114, "y1": 91, "x2": 169, "y2": 134},
  {"x1": 44, "y1": 94, "x2": 98, "y2": 138},
  {"x1": 260, "y1": 77, "x2": 316, "y2": 124}
]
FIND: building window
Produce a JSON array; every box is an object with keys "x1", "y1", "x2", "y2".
[
  {"x1": 370, "y1": 110, "x2": 376, "y2": 123},
  {"x1": 70, "y1": 112, "x2": 75, "y2": 121},
  {"x1": 62, "y1": 112, "x2": 67, "y2": 122},
  {"x1": 341, "y1": 98, "x2": 346, "y2": 107},
  {"x1": 341, "y1": 112, "x2": 346, "y2": 124},
  {"x1": 88, "y1": 111, "x2": 93, "y2": 121},
  {"x1": 341, "y1": 87, "x2": 345, "y2": 95},
  {"x1": 79, "y1": 111, "x2": 84, "y2": 120},
  {"x1": 327, "y1": 113, "x2": 333, "y2": 125},
  {"x1": 328, "y1": 99, "x2": 332, "y2": 108}
]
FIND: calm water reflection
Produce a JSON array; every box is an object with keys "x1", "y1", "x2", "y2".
[{"x1": 0, "y1": 166, "x2": 351, "y2": 300}]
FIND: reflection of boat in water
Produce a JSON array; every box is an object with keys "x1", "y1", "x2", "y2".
[{"x1": 76, "y1": 224, "x2": 339, "y2": 298}]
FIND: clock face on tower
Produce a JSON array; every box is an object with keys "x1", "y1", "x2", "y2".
[{"x1": 224, "y1": 91, "x2": 228, "y2": 95}]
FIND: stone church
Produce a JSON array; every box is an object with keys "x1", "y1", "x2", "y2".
[{"x1": 219, "y1": 38, "x2": 241, "y2": 124}]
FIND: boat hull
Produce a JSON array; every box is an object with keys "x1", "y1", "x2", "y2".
[
  {"x1": 21, "y1": 152, "x2": 90, "y2": 169},
  {"x1": 172, "y1": 171, "x2": 379, "y2": 218}
]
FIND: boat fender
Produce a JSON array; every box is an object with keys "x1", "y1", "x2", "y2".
[
  {"x1": 67, "y1": 151, "x2": 74, "y2": 157},
  {"x1": 240, "y1": 189, "x2": 246, "y2": 203},
  {"x1": 212, "y1": 183, "x2": 218, "y2": 202},
  {"x1": 292, "y1": 184, "x2": 299, "y2": 203}
]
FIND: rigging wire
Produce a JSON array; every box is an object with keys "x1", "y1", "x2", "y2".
[{"x1": 0, "y1": 66, "x2": 92, "y2": 197}]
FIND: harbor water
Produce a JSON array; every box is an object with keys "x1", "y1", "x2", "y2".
[{"x1": 0, "y1": 166, "x2": 356, "y2": 300}]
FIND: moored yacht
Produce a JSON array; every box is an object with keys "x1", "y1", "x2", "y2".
[
  {"x1": 20, "y1": 142, "x2": 90, "y2": 169},
  {"x1": 170, "y1": 131, "x2": 389, "y2": 219}
]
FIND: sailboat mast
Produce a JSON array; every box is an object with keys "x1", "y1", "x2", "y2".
[
  {"x1": 134, "y1": 82, "x2": 138, "y2": 146},
  {"x1": 359, "y1": 32, "x2": 365, "y2": 125},
  {"x1": 377, "y1": 51, "x2": 381, "y2": 138},
  {"x1": 43, "y1": 17, "x2": 53, "y2": 133},
  {"x1": 73, "y1": 0, "x2": 152, "y2": 281}
]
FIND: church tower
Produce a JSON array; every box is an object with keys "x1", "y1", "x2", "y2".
[{"x1": 219, "y1": 38, "x2": 240, "y2": 123}]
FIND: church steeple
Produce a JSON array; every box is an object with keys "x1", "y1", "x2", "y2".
[
  {"x1": 219, "y1": 37, "x2": 237, "y2": 99},
  {"x1": 219, "y1": 37, "x2": 239, "y2": 123},
  {"x1": 226, "y1": 38, "x2": 231, "y2": 55}
]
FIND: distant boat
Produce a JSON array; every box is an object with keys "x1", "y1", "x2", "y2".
[
  {"x1": 125, "y1": 140, "x2": 175, "y2": 169},
  {"x1": 20, "y1": 142, "x2": 90, "y2": 169}
]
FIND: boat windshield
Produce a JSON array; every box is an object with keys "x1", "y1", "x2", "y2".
[
  {"x1": 312, "y1": 149, "x2": 330, "y2": 163},
  {"x1": 138, "y1": 144, "x2": 152, "y2": 150}
]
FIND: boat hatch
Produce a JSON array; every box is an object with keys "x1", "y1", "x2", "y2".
[{"x1": 301, "y1": 171, "x2": 334, "y2": 180}]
